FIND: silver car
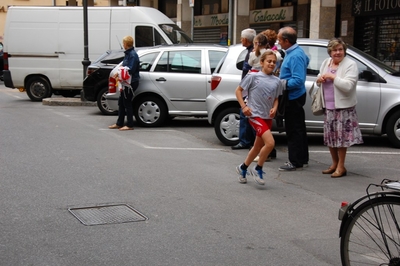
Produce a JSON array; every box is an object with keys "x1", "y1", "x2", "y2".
[
  {"x1": 105, "y1": 44, "x2": 227, "y2": 127},
  {"x1": 206, "y1": 39, "x2": 400, "y2": 148}
]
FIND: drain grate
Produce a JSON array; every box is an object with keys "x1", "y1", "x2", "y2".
[{"x1": 68, "y1": 204, "x2": 148, "y2": 226}]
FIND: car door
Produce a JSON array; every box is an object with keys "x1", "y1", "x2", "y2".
[
  {"x1": 300, "y1": 44, "x2": 381, "y2": 132},
  {"x1": 300, "y1": 44, "x2": 328, "y2": 130},
  {"x1": 345, "y1": 52, "x2": 381, "y2": 131},
  {"x1": 148, "y1": 49, "x2": 207, "y2": 113}
]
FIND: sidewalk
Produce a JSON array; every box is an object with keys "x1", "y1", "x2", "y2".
[{"x1": 42, "y1": 96, "x2": 96, "y2": 107}]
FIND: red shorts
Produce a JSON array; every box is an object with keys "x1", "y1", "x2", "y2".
[{"x1": 249, "y1": 117, "x2": 272, "y2": 137}]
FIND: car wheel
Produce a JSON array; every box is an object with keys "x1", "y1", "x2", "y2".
[
  {"x1": 214, "y1": 107, "x2": 240, "y2": 146},
  {"x1": 386, "y1": 110, "x2": 400, "y2": 148},
  {"x1": 134, "y1": 96, "x2": 167, "y2": 127},
  {"x1": 97, "y1": 87, "x2": 118, "y2": 115},
  {"x1": 26, "y1": 76, "x2": 52, "y2": 101}
]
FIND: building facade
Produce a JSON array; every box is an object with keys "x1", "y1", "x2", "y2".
[{"x1": 1, "y1": 0, "x2": 399, "y2": 60}]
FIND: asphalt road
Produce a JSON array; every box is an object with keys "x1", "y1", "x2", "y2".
[{"x1": 1, "y1": 85, "x2": 400, "y2": 266}]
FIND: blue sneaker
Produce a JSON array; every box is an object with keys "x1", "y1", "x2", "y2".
[
  {"x1": 253, "y1": 167, "x2": 265, "y2": 185},
  {"x1": 236, "y1": 165, "x2": 248, "y2": 184}
]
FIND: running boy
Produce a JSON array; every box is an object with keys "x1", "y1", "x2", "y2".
[{"x1": 235, "y1": 50, "x2": 283, "y2": 185}]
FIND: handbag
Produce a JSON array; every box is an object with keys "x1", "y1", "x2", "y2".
[{"x1": 309, "y1": 82, "x2": 324, "y2": 116}]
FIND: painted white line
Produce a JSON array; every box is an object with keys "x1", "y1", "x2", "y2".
[
  {"x1": 141, "y1": 145, "x2": 224, "y2": 151},
  {"x1": 310, "y1": 150, "x2": 400, "y2": 155},
  {"x1": 125, "y1": 138, "x2": 224, "y2": 151}
]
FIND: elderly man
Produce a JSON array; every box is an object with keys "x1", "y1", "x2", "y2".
[
  {"x1": 231, "y1": 28, "x2": 256, "y2": 150},
  {"x1": 277, "y1": 27, "x2": 309, "y2": 171}
]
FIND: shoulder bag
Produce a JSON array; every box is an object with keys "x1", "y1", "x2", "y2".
[{"x1": 309, "y1": 82, "x2": 324, "y2": 116}]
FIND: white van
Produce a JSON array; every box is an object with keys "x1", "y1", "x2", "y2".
[{"x1": 2, "y1": 6, "x2": 192, "y2": 101}]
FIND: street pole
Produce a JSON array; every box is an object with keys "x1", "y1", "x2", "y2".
[
  {"x1": 228, "y1": 0, "x2": 232, "y2": 46},
  {"x1": 82, "y1": 0, "x2": 90, "y2": 79},
  {"x1": 189, "y1": 0, "x2": 194, "y2": 40},
  {"x1": 81, "y1": 0, "x2": 91, "y2": 100}
]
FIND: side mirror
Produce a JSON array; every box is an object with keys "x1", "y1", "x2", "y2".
[
  {"x1": 236, "y1": 60, "x2": 244, "y2": 70},
  {"x1": 360, "y1": 70, "x2": 373, "y2": 81}
]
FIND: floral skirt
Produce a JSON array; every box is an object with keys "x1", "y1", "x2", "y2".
[{"x1": 324, "y1": 107, "x2": 364, "y2": 148}]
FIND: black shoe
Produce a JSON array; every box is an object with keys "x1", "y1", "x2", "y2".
[
  {"x1": 231, "y1": 143, "x2": 250, "y2": 150},
  {"x1": 279, "y1": 162, "x2": 302, "y2": 171}
]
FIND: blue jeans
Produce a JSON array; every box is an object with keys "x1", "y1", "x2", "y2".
[{"x1": 239, "y1": 108, "x2": 255, "y2": 146}]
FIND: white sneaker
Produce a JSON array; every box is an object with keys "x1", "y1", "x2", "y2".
[
  {"x1": 253, "y1": 155, "x2": 270, "y2": 162},
  {"x1": 252, "y1": 167, "x2": 265, "y2": 185},
  {"x1": 236, "y1": 165, "x2": 248, "y2": 184}
]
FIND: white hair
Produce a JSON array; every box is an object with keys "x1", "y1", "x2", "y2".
[{"x1": 241, "y1": 28, "x2": 256, "y2": 42}]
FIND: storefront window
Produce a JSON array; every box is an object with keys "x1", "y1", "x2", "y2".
[
  {"x1": 199, "y1": 0, "x2": 221, "y2": 14},
  {"x1": 250, "y1": 0, "x2": 272, "y2": 9},
  {"x1": 159, "y1": 0, "x2": 177, "y2": 18}
]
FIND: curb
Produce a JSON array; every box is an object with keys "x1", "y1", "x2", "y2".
[{"x1": 42, "y1": 98, "x2": 96, "y2": 107}]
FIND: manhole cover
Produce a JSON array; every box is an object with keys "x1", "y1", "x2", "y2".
[{"x1": 68, "y1": 204, "x2": 147, "y2": 226}]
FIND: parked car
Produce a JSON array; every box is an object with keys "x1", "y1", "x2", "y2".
[
  {"x1": 105, "y1": 44, "x2": 227, "y2": 126},
  {"x1": 206, "y1": 39, "x2": 400, "y2": 148},
  {"x1": 83, "y1": 49, "x2": 125, "y2": 115}
]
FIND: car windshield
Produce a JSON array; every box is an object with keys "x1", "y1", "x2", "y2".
[
  {"x1": 349, "y1": 44, "x2": 400, "y2": 76},
  {"x1": 160, "y1": 24, "x2": 193, "y2": 44}
]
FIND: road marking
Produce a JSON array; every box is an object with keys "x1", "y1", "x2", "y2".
[
  {"x1": 141, "y1": 145, "x2": 225, "y2": 151},
  {"x1": 310, "y1": 150, "x2": 400, "y2": 155},
  {"x1": 100, "y1": 128, "x2": 225, "y2": 151},
  {"x1": 1, "y1": 89, "x2": 25, "y2": 99},
  {"x1": 126, "y1": 138, "x2": 224, "y2": 151}
]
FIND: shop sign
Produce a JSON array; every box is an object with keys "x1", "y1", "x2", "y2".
[
  {"x1": 250, "y1": 6, "x2": 293, "y2": 24},
  {"x1": 194, "y1": 13, "x2": 228, "y2": 28},
  {"x1": 352, "y1": 0, "x2": 400, "y2": 16}
]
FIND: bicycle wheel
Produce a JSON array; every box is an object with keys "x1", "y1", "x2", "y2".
[{"x1": 341, "y1": 196, "x2": 400, "y2": 266}]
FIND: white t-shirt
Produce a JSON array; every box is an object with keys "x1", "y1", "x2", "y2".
[
  {"x1": 248, "y1": 48, "x2": 267, "y2": 71},
  {"x1": 239, "y1": 71, "x2": 283, "y2": 119}
]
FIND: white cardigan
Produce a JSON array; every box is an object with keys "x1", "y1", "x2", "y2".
[{"x1": 317, "y1": 56, "x2": 359, "y2": 109}]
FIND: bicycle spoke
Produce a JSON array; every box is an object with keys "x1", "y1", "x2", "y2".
[{"x1": 341, "y1": 197, "x2": 400, "y2": 266}]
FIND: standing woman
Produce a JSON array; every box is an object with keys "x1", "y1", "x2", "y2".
[
  {"x1": 248, "y1": 33, "x2": 269, "y2": 71},
  {"x1": 316, "y1": 38, "x2": 363, "y2": 178},
  {"x1": 109, "y1": 35, "x2": 140, "y2": 131},
  {"x1": 262, "y1": 29, "x2": 278, "y2": 50}
]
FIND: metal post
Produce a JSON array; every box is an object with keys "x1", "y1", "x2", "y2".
[
  {"x1": 191, "y1": 7, "x2": 194, "y2": 40},
  {"x1": 81, "y1": 0, "x2": 91, "y2": 101},
  {"x1": 82, "y1": 0, "x2": 91, "y2": 79},
  {"x1": 189, "y1": 0, "x2": 194, "y2": 40},
  {"x1": 228, "y1": 0, "x2": 232, "y2": 46}
]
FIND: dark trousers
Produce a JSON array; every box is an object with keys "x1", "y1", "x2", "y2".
[
  {"x1": 116, "y1": 81, "x2": 138, "y2": 128},
  {"x1": 239, "y1": 108, "x2": 255, "y2": 146},
  {"x1": 284, "y1": 92, "x2": 309, "y2": 167}
]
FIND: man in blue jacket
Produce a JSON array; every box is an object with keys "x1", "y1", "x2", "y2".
[{"x1": 277, "y1": 27, "x2": 309, "y2": 171}]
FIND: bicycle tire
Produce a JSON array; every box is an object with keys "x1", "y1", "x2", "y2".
[{"x1": 340, "y1": 196, "x2": 400, "y2": 266}]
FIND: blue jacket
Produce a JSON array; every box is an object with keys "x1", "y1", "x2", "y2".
[
  {"x1": 123, "y1": 47, "x2": 140, "y2": 83},
  {"x1": 279, "y1": 43, "x2": 309, "y2": 100}
]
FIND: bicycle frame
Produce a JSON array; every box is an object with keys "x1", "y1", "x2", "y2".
[
  {"x1": 339, "y1": 191, "x2": 400, "y2": 238},
  {"x1": 339, "y1": 179, "x2": 400, "y2": 238}
]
